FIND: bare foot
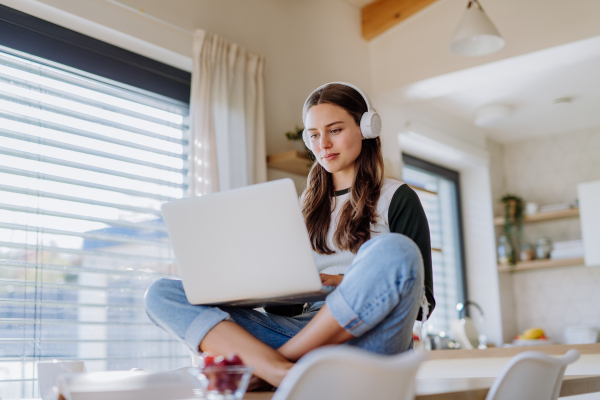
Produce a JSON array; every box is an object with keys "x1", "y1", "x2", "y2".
[
  {"x1": 247, "y1": 376, "x2": 275, "y2": 391},
  {"x1": 199, "y1": 321, "x2": 294, "y2": 387}
]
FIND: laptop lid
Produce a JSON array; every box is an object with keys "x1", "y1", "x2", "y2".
[{"x1": 161, "y1": 178, "x2": 322, "y2": 305}]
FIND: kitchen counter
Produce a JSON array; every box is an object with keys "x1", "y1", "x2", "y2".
[
  {"x1": 418, "y1": 342, "x2": 600, "y2": 399},
  {"x1": 427, "y1": 343, "x2": 600, "y2": 360}
]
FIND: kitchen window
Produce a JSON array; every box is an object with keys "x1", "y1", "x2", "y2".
[
  {"x1": 0, "y1": 5, "x2": 191, "y2": 398},
  {"x1": 402, "y1": 154, "x2": 467, "y2": 337}
]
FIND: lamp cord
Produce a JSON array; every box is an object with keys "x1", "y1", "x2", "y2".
[{"x1": 467, "y1": 0, "x2": 485, "y2": 11}]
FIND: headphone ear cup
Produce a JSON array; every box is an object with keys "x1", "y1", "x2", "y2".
[
  {"x1": 303, "y1": 129, "x2": 311, "y2": 150},
  {"x1": 360, "y1": 111, "x2": 382, "y2": 139}
]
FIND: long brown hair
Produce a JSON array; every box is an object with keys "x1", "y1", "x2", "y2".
[{"x1": 301, "y1": 84, "x2": 384, "y2": 254}]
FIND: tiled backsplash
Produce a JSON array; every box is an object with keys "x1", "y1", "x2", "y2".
[
  {"x1": 512, "y1": 265, "x2": 600, "y2": 343},
  {"x1": 489, "y1": 126, "x2": 600, "y2": 343}
]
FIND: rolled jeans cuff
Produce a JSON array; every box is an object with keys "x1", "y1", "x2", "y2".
[
  {"x1": 326, "y1": 287, "x2": 372, "y2": 337},
  {"x1": 184, "y1": 307, "x2": 231, "y2": 353}
]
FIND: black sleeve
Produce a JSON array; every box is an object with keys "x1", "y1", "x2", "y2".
[{"x1": 387, "y1": 184, "x2": 435, "y2": 320}]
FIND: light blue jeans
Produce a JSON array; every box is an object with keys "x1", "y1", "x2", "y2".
[{"x1": 144, "y1": 233, "x2": 424, "y2": 356}]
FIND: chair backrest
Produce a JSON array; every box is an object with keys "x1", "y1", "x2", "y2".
[
  {"x1": 272, "y1": 346, "x2": 428, "y2": 400},
  {"x1": 485, "y1": 349, "x2": 580, "y2": 400}
]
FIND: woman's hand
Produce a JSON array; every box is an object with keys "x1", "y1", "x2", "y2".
[{"x1": 320, "y1": 274, "x2": 343, "y2": 287}]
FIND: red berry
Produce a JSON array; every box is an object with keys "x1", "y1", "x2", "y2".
[
  {"x1": 226, "y1": 354, "x2": 244, "y2": 366},
  {"x1": 204, "y1": 355, "x2": 216, "y2": 367},
  {"x1": 214, "y1": 357, "x2": 228, "y2": 367}
]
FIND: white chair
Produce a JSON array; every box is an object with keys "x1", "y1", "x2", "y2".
[
  {"x1": 272, "y1": 346, "x2": 428, "y2": 400},
  {"x1": 485, "y1": 349, "x2": 580, "y2": 400}
]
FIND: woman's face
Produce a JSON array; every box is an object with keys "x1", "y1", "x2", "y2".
[{"x1": 305, "y1": 103, "x2": 363, "y2": 175}]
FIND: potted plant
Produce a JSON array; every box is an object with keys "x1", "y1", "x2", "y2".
[
  {"x1": 285, "y1": 126, "x2": 315, "y2": 162},
  {"x1": 285, "y1": 126, "x2": 306, "y2": 152},
  {"x1": 500, "y1": 194, "x2": 525, "y2": 267}
]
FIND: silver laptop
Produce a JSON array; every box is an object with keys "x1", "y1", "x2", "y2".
[{"x1": 161, "y1": 178, "x2": 332, "y2": 308}]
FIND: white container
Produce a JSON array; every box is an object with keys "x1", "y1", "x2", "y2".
[
  {"x1": 564, "y1": 326, "x2": 598, "y2": 344},
  {"x1": 525, "y1": 202, "x2": 539, "y2": 215}
]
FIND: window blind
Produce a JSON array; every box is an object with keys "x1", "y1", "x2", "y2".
[
  {"x1": 0, "y1": 46, "x2": 190, "y2": 399},
  {"x1": 403, "y1": 163, "x2": 465, "y2": 337}
]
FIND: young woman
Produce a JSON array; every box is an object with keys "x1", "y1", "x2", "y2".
[{"x1": 144, "y1": 82, "x2": 434, "y2": 388}]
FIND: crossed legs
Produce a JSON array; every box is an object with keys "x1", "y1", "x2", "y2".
[{"x1": 200, "y1": 305, "x2": 354, "y2": 387}]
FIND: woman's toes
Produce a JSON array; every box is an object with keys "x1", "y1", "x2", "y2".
[{"x1": 247, "y1": 375, "x2": 275, "y2": 391}]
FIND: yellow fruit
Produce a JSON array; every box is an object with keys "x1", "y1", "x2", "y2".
[{"x1": 522, "y1": 328, "x2": 545, "y2": 340}]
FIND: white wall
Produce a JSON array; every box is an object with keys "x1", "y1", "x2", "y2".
[
  {"x1": 5, "y1": 0, "x2": 372, "y2": 158},
  {"x1": 486, "y1": 139, "x2": 517, "y2": 344}
]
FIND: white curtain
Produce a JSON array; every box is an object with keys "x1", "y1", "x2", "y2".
[{"x1": 189, "y1": 29, "x2": 267, "y2": 195}]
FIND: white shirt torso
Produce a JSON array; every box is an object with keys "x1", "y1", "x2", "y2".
[{"x1": 313, "y1": 178, "x2": 405, "y2": 275}]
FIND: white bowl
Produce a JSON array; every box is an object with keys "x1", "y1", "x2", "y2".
[{"x1": 564, "y1": 326, "x2": 598, "y2": 344}]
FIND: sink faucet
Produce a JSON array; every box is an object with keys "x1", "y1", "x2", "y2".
[{"x1": 456, "y1": 300, "x2": 484, "y2": 319}]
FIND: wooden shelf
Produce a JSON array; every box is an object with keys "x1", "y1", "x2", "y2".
[
  {"x1": 494, "y1": 208, "x2": 580, "y2": 227},
  {"x1": 267, "y1": 150, "x2": 312, "y2": 176},
  {"x1": 498, "y1": 257, "x2": 584, "y2": 273}
]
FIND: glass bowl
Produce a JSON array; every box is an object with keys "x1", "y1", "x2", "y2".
[{"x1": 190, "y1": 365, "x2": 254, "y2": 400}]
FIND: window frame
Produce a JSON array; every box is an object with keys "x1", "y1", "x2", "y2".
[
  {"x1": 402, "y1": 153, "x2": 470, "y2": 317},
  {"x1": 0, "y1": 3, "x2": 191, "y2": 104}
]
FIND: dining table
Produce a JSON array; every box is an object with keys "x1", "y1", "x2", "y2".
[{"x1": 243, "y1": 374, "x2": 600, "y2": 400}]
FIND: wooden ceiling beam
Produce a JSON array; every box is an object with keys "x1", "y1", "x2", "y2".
[{"x1": 362, "y1": 0, "x2": 440, "y2": 41}]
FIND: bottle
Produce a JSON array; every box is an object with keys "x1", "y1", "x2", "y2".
[{"x1": 498, "y1": 235, "x2": 512, "y2": 265}]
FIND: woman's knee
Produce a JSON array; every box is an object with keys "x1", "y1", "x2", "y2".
[
  {"x1": 360, "y1": 233, "x2": 423, "y2": 277},
  {"x1": 144, "y1": 277, "x2": 184, "y2": 313},
  {"x1": 363, "y1": 233, "x2": 420, "y2": 257}
]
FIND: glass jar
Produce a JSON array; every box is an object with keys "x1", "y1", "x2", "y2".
[
  {"x1": 498, "y1": 235, "x2": 512, "y2": 265},
  {"x1": 520, "y1": 243, "x2": 536, "y2": 261},
  {"x1": 536, "y1": 237, "x2": 553, "y2": 259}
]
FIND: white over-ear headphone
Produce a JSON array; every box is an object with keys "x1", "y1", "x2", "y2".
[{"x1": 302, "y1": 82, "x2": 381, "y2": 150}]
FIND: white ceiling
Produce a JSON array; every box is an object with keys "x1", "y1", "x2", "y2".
[{"x1": 388, "y1": 34, "x2": 600, "y2": 143}]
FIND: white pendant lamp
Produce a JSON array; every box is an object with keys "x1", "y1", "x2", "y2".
[{"x1": 450, "y1": 0, "x2": 504, "y2": 57}]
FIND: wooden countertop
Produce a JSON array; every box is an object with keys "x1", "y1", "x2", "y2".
[
  {"x1": 244, "y1": 375, "x2": 600, "y2": 400},
  {"x1": 426, "y1": 343, "x2": 600, "y2": 360}
]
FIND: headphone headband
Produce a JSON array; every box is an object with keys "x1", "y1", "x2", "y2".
[
  {"x1": 302, "y1": 81, "x2": 375, "y2": 121},
  {"x1": 302, "y1": 82, "x2": 382, "y2": 149}
]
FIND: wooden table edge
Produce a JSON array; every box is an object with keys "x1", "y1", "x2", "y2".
[
  {"x1": 561, "y1": 375, "x2": 600, "y2": 397},
  {"x1": 427, "y1": 343, "x2": 600, "y2": 360}
]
